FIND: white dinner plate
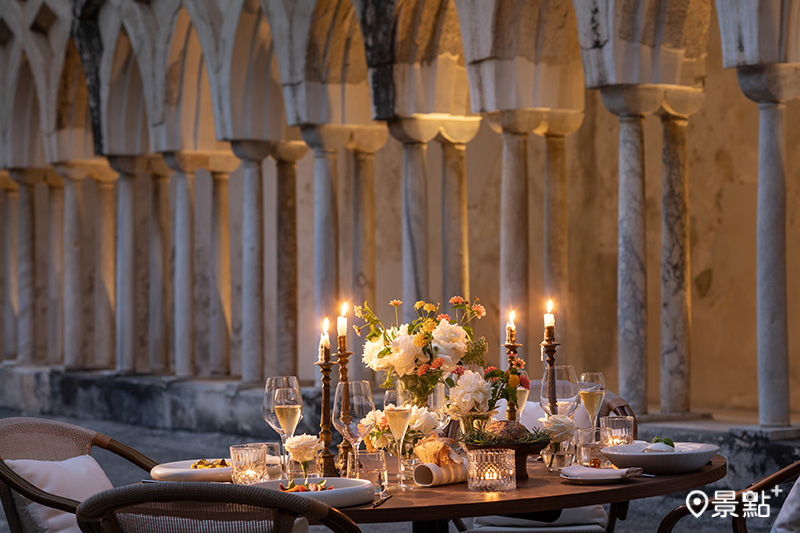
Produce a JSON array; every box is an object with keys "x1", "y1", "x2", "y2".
[
  {"x1": 255, "y1": 477, "x2": 375, "y2": 508},
  {"x1": 150, "y1": 459, "x2": 232, "y2": 482},
  {"x1": 601, "y1": 442, "x2": 719, "y2": 474}
]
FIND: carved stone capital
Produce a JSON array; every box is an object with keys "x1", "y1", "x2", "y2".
[
  {"x1": 600, "y1": 84, "x2": 666, "y2": 117},
  {"x1": 55, "y1": 160, "x2": 116, "y2": 184},
  {"x1": 10, "y1": 167, "x2": 54, "y2": 187},
  {"x1": 348, "y1": 123, "x2": 389, "y2": 154},
  {"x1": 485, "y1": 109, "x2": 546, "y2": 135},
  {"x1": 232, "y1": 140, "x2": 273, "y2": 165},
  {"x1": 163, "y1": 150, "x2": 239, "y2": 174},
  {"x1": 658, "y1": 87, "x2": 705, "y2": 118},
  {"x1": 536, "y1": 110, "x2": 585, "y2": 138},
  {"x1": 0, "y1": 170, "x2": 17, "y2": 191},
  {"x1": 301, "y1": 125, "x2": 352, "y2": 153},
  {"x1": 389, "y1": 115, "x2": 481, "y2": 145},
  {"x1": 737, "y1": 63, "x2": 800, "y2": 104},
  {"x1": 270, "y1": 141, "x2": 309, "y2": 163},
  {"x1": 107, "y1": 155, "x2": 149, "y2": 177}
]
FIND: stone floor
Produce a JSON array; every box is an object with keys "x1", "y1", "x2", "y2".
[{"x1": 0, "y1": 407, "x2": 793, "y2": 532}]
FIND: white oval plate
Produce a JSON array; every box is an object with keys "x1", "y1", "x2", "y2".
[
  {"x1": 150, "y1": 459, "x2": 232, "y2": 482},
  {"x1": 560, "y1": 473, "x2": 629, "y2": 485},
  {"x1": 601, "y1": 442, "x2": 719, "y2": 474},
  {"x1": 255, "y1": 477, "x2": 375, "y2": 508}
]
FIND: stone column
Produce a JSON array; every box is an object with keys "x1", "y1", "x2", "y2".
[
  {"x1": 601, "y1": 86, "x2": 662, "y2": 415},
  {"x1": 163, "y1": 152, "x2": 203, "y2": 378},
  {"x1": 737, "y1": 65, "x2": 800, "y2": 427},
  {"x1": 148, "y1": 158, "x2": 171, "y2": 373},
  {"x1": 271, "y1": 141, "x2": 308, "y2": 378},
  {"x1": 301, "y1": 126, "x2": 351, "y2": 334},
  {"x1": 45, "y1": 174, "x2": 65, "y2": 365},
  {"x1": 437, "y1": 119, "x2": 480, "y2": 305},
  {"x1": 348, "y1": 126, "x2": 388, "y2": 382},
  {"x1": 388, "y1": 118, "x2": 440, "y2": 322},
  {"x1": 209, "y1": 169, "x2": 232, "y2": 376},
  {"x1": 232, "y1": 141, "x2": 272, "y2": 382},
  {"x1": 1, "y1": 176, "x2": 18, "y2": 360},
  {"x1": 92, "y1": 173, "x2": 118, "y2": 368},
  {"x1": 108, "y1": 156, "x2": 145, "y2": 373},
  {"x1": 487, "y1": 111, "x2": 543, "y2": 362},
  {"x1": 10, "y1": 169, "x2": 45, "y2": 365},
  {"x1": 536, "y1": 112, "x2": 583, "y2": 359}
]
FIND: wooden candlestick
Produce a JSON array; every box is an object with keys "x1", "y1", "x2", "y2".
[
  {"x1": 540, "y1": 339, "x2": 560, "y2": 416},
  {"x1": 334, "y1": 335, "x2": 353, "y2": 471},
  {"x1": 315, "y1": 355, "x2": 339, "y2": 477}
]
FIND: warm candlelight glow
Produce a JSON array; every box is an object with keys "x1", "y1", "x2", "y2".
[
  {"x1": 322, "y1": 318, "x2": 330, "y2": 336},
  {"x1": 544, "y1": 300, "x2": 555, "y2": 328},
  {"x1": 337, "y1": 302, "x2": 348, "y2": 337},
  {"x1": 507, "y1": 310, "x2": 516, "y2": 330},
  {"x1": 318, "y1": 318, "x2": 331, "y2": 362},
  {"x1": 547, "y1": 299, "x2": 553, "y2": 314},
  {"x1": 505, "y1": 310, "x2": 517, "y2": 344}
]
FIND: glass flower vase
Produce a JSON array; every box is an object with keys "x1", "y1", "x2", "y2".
[{"x1": 540, "y1": 439, "x2": 574, "y2": 472}]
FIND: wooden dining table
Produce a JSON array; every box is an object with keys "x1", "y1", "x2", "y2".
[{"x1": 340, "y1": 455, "x2": 727, "y2": 533}]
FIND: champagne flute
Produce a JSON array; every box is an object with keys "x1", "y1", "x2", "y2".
[
  {"x1": 539, "y1": 365, "x2": 580, "y2": 418},
  {"x1": 263, "y1": 376, "x2": 302, "y2": 477},
  {"x1": 383, "y1": 389, "x2": 414, "y2": 491},
  {"x1": 333, "y1": 381, "x2": 376, "y2": 478},
  {"x1": 274, "y1": 387, "x2": 303, "y2": 440},
  {"x1": 578, "y1": 372, "x2": 605, "y2": 432}
]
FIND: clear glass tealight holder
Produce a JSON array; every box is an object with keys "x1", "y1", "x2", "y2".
[
  {"x1": 576, "y1": 427, "x2": 612, "y2": 468},
  {"x1": 467, "y1": 449, "x2": 516, "y2": 492},
  {"x1": 230, "y1": 443, "x2": 268, "y2": 485},
  {"x1": 600, "y1": 415, "x2": 635, "y2": 445}
]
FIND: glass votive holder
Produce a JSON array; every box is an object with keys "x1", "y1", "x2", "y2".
[
  {"x1": 263, "y1": 442, "x2": 283, "y2": 480},
  {"x1": 230, "y1": 443, "x2": 268, "y2": 485},
  {"x1": 575, "y1": 427, "x2": 612, "y2": 468},
  {"x1": 600, "y1": 415, "x2": 635, "y2": 445},
  {"x1": 347, "y1": 451, "x2": 388, "y2": 495},
  {"x1": 467, "y1": 449, "x2": 516, "y2": 492}
]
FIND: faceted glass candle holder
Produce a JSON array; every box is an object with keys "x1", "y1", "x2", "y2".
[
  {"x1": 230, "y1": 443, "x2": 268, "y2": 485},
  {"x1": 600, "y1": 416, "x2": 635, "y2": 445},
  {"x1": 467, "y1": 449, "x2": 516, "y2": 492}
]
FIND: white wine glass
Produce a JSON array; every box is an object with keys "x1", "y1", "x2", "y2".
[
  {"x1": 426, "y1": 382, "x2": 449, "y2": 432},
  {"x1": 274, "y1": 387, "x2": 304, "y2": 440},
  {"x1": 383, "y1": 389, "x2": 414, "y2": 491},
  {"x1": 578, "y1": 372, "x2": 605, "y2": 431},
  {"x1": 539, "y1": 365, "x2": 580, "y2": 418},
  {"x1": 333, "y1": 381, "x2": 375, "y2": 478},
  {"x1": 263, "y1": 376, "x2": 302, "y2": 477}
]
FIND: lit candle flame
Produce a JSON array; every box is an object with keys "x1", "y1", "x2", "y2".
[
  {"x1": 547, "y1": 299, "x2": 553, "y2": 313},
  {"x1": 509, "y1": 310, "x2": 515, "y2": 325},
  {"x1": 340, "y1": 302, "x2": 348, "y2": 317},
  {"x1": 322, "y1": 317, "x2": 329, "y2": 333}
]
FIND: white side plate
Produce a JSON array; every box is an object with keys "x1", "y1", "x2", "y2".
[
  {"x1": 150, "y1": 459, "x2": 232, "y2": 482},
  {"x1": 601, "y1": 443, "x2": 719, "y2": 474},
  {"x1": 255, "y1": 477, "x2": 375, "y2": 508}
]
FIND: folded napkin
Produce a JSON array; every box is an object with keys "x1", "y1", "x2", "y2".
[
  {"x1": 413, "y1": 462, "x2": 468, "y2": 487},
  {"x1": 561, "y1": 465, "x2": 642, "y2": 480}
]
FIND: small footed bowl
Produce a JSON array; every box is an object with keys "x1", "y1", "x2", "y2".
[
  {"x1": 463, "y1": 442, "x2": 549, "y2": 480},
  {"x1": 601, "y1": 442, "x2": 719, "y2": 474}
]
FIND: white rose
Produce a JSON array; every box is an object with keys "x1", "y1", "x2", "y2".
[
  {"x1": 539, "y1": 414, "x2": 577, "y2": 443},
  {"x1": 387, "y1": 325, "x2": 422, "y2": 377},
  {"x1": 408, "y1": 406, "x2": 438, "y2": 435},
  {"x1": 449, "y1": 370, "x2": 490, "y2": 413},
  {"x1": 362, "y1": 337, "x2": 391, "y2": 372},
  {"x1": 432, "y1": 320, "x2": 467, "y2": 371},
  {"x1": 285, "y1": 434, "x2": 323, "y2": 463}
]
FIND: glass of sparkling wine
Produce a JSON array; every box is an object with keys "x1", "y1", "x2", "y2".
[
  {"x1": 383, "y1": 389, "x2": 414, "y2": 491},
  {"x1": 578, "y1": 372, "x2": 605, "y2": 433},
  {"x1": 263, "y1": 376, "x2": 303, "y2": 478}
]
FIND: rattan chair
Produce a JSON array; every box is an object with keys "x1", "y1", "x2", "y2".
[
  {"x1": 658, "y1": 458, "x2": 800, "y2": 532},
  {"x1": 76, "y1": 481, "x2": 362, "y2": 533},
  {"x1": 0, "y1": 417, "x2": 157, "y2": 533}
]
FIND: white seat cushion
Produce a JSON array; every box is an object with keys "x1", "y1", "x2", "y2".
[
  {"x1": 473, "y1": 505, "x2": 608, "y2": 530},
  {"x1": 5, "y1": 454, "x2": 114, "y2": 533}
]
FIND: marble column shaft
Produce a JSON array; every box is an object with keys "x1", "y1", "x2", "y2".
[
  {"x1": 174, "y1": 168, "x2": 195, "y2": 377},
  {"x1": 660, "y1": 115, "x2": 691, "y2": 413},
  {"x1": 617, "y1": 114, "x2": 648, "y2": 415},
  {"x1": 149, "y1": 171, "x2": 170, "y2": 372},
  {"x1": 2, "y1": 187, "x2": 18, "y2": 359},
  {"x1": 210, "y1": 170, "x2": 231, "y2": 376},
  {"x1": 500, "y1": 131, "x2": 529, "y2": 360},
  {"x1": 61, "y1": 171, "x2": 85, "y2": 368},
  {"x1": 112, "y1": 163, "x2": 138, "y2": 373},
  {"x1": 401, "y1": 141, "x2": 429, "y2": 322},
  {"x1": 440, "y1": 140, "x2": 469, "y2": 303},
  {"x1": 12, "y1": 172, "x2": 38, "y2": 365},
  {"x1": 756, "y1": 101, "x2": 789, "y2": 427},
  {"x1": 272, "y1": 142, "x2": 307, "y2": 378},
  {"x1": 544, "y1": 134, "x2": 568, "y2": 353},
  {"x1": 233, "y1": 141, "x2": 271, "y2": 382},
  {"x1": 46, "y1": 178, "x2": 65, "y2": 365},
  {"x1": 313, "y1": 146, "x2": 340, "y2": 331},
  {"x1": 94, "y1": 180, "x2": 117, "y2": 368}
]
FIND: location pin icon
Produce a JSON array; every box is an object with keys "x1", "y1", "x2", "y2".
[{"x1": 686, "y1": 490, "x2": 709, "y2": 518}]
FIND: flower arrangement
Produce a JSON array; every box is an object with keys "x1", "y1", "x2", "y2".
[
  {"x1": 483, "y1": 352, "x2": 531, "y2": 413},
  {"x1": 361, "y1": 406, "x2": 439, "y2": 458},
  {"x1": 539, "y1": 414, "x2": 577, "y2": 469},
  {"x1": 284, "y1": 434, "x2": 323, "y2": 484},
  {"x1": 356, "y1": 296, "x2": 487, "y2": 406}
]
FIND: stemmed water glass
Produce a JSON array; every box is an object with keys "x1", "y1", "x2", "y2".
[
  {"x1": 539, "y1": 365, "x2": 580, "y2": 418},
  {"x1": 263, "y1": 376, "x2": 303, "y2": 477},
  {"x1": 578, "y1": 372, "x2": 605, "y2": 432},
  {"x1": 333, "y1": 380, "x2": 375, "y2": 477},
  {"x1": 383, "y1": 389, "x2": 414, "y2": 491},
  {"x1": 426, "y1": 382, "x2": 449, "y2": 432}
]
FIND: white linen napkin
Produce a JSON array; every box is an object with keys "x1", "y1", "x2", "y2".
[
  {"x1": 561, "y1": 465, "x2": 643, "y2": 479},
  {"x1": 413, "y1": 462, "x2": 469, "y2": 487}
]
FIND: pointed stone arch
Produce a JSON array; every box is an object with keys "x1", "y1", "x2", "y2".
[
  {"x1": 8, "y1": 55, "x2": 46, "y2": 168},
  {"x1": 104, "y1": 26, "x2": 149, "y2": 155},
  {"x1": 49, "y1": 39, "x2": 95, "y2": 163}
]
